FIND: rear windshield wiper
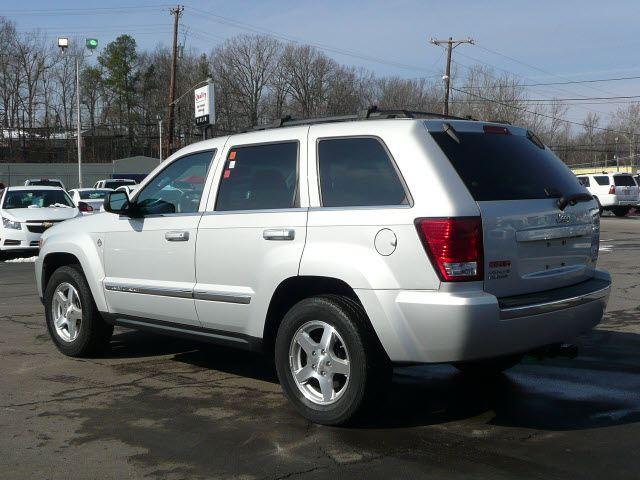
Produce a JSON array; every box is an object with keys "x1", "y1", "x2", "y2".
[
  {"x1": 556, "y1": 192, "x2": 593, "y2": 211},
  {"x1": 442, "y1": 122, "x2": 462, "y2": 144}
]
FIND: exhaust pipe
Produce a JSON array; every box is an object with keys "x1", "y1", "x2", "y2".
[{"x1": 530, "y1": 343, "x2": 578, "y2": 359}]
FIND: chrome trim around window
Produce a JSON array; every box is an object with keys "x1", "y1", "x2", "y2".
[
  {"x1": 499, "y1": 284, "x2": 610, "y2": 320},
  {"x1": 104, "y1": 281, "x2": 252, "y2": 304},
  {"x1": 104, "y1": 282, "x2": 193, "y2": 299},
  {"x1": 193, "y1": 289, "x2": 251, "y2": 304}
]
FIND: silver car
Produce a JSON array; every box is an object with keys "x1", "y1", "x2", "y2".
[{"x1": 36, "y1": 111, "x2": 610, "y2": 425}]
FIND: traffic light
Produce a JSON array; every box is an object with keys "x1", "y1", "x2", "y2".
[{"x1": 85, "y1": 38, "x2": 98, "y2": 50}]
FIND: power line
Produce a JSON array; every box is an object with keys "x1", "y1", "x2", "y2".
[
  {"x1": 449, "y1": 86, "x2": 631, "y2": 135},
  {"x1": 474, "y1": 43, "x2": 620, "y2": 97},
  {"x1": 187, "y1": 6, "x2": 442, "y2": 77}
]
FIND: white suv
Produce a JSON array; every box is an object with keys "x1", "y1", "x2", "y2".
[
  {"x1": 576, "y1": 173, "x2": 639, "y2": 216},
  {"x1": 36, "y1": 112, "x2": 611, "y2": 425}
]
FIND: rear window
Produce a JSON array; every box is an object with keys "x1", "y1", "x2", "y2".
[
  {"x1": 103, "y1": 180, "x2": 136, "y2": 189},
  {"x1": 79, "y1": 190, "x2": 109, "y2": 200},
  {"x1": 613, "y1": 175, "x2": 636, "y2": 186},
  {"x1": 594, "y1": 176, "x2": 610, "y2": 186},
  {"x1": 28, "y1": 180, "x2": 62, "y2": 187},
  {"x1": 430, "y1": 131, "x2": 584, "y2": 201}
]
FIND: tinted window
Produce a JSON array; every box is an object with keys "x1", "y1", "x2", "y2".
[
  {"x1": 431, "y1": 131, "x2": 584, "y2": 201},
  {"x1": 594, "y1": 176, "x2": 610, "y2": 186},
  {"x1": 216, "y1": 142, "x2": 298, "y2": 211},
  {"x1": 318, "y1": 137, "x2": 407, "y2": 207},
  {"x1": 614, "y1": 175, "x2": 636, "y2": 186},
  {"x1": 578, "y1": 177, "x2": 590, "y2": 187},
  {"x1": 2, "y1": 189, "x2": 74, "y2": 209},
  {"x1": 135, "y1": 150, "x2": 214, "y2": 215}
]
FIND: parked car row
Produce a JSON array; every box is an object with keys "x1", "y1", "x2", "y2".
[{"x1": 0, "y1": 178, "x2": 138, "y2": 255}]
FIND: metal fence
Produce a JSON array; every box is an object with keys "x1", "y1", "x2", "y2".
[{"x1": 0, "y1": 163, "x2": 114, "y2": 190}]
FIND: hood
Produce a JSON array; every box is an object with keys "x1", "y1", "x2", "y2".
[{"x1": 2, "y1": 206, "x2": 79, "y2": 222}]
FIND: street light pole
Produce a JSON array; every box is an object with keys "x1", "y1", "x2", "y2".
[
  {"x1": 75, "y1": 56, "x2": 82, "y2": 188},
  {"x1": 158, "y1": 118, "x2": 163, "y2": 161}
]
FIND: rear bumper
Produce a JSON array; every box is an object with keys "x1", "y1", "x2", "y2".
[{"x1": 356, "y1": 270, "x2": 611, "y2": 364}]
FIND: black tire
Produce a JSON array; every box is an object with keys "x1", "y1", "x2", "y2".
[
  {"x1": 44, "y1": 265, "x2": 113, "y2": 357},
  {"x1": 275, "y1": 295, "x2": 391, "y2": 425},
  {"x1": 593, "y1": 196, "x2": 603, "y2": 216},
  {"x1": 613, "y1": 206, "x2": 630, "y2": 217},
  {"x1": 454, "y1": 353, "x2": 523, "y2": 377}
]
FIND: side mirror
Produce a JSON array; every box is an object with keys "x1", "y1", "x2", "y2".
[{"x1": 104, "y1": 191, "x2": 131, "y2": 215}]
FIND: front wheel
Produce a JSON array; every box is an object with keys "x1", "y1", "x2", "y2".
[
  {"x1": 44, "y1": 265, "x2": 113, "y2": 357},
  {"x1": 454, "y1": 353, "x2": 523, "y2": 378},
  {"x1": 275, "y1": 295, "x2": 390, "y2": 425}
]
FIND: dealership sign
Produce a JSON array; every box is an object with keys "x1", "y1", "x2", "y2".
[{"x1": 194, "y1": 83, "x2": 215, "y2": 126}]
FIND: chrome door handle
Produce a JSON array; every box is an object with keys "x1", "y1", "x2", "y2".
[
  {"x1": 263, "y1": 228, "x2": 295, "y2": 241},
  {"x1": 165, "y1": 231, "x2": 189, "y2": 242}
]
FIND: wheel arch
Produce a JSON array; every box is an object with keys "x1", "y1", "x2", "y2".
[
  {"x1": 262, "y1": 275, "x2": 381, "y2": 355},
  {"x1": 39, "y1": 234, "x2": 108, "y2": 312}
]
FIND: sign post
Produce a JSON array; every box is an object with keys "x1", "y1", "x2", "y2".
[{"x1": 194, "y1": 82, "x2": 215, "y2": 139}]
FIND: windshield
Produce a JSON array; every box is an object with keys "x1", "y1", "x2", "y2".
[
  {"x1": 2, "y1": 190, "x2": 75, "y2": 209},
  {"x1": 79, "y1": 190, "x2": 109, "y2": 200},
  {"x1": 430, "y1": 130, "x2": 585, "y2": 201},
  {"x1": 104, "y1": 180, "x2": 135, "y2": 189}
]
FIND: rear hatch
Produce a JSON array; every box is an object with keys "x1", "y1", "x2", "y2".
[
  {"x1": 426, "y1": 121, "x2": 599, "y2": 298},
  {"x1": 612, "y1": 174, "x2": 639, "y2": 201}
]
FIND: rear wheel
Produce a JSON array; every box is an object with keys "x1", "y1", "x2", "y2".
[
  {"x1": 454, "y1": 353, "x2": 523, "y2": 377},
  {"x1": 612, "y1": 206, "x2": 630, "y2": 217},
  {"x1": 275, "y1": 295, "x2": 390, "y2": 425},
  {"x1": 44, "y1": 265, "x2": 113, "y2": 357}
]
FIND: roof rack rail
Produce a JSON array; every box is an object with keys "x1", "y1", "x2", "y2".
[{"x1": 246, "y1": 105, "x2": 468, "y2": 132}]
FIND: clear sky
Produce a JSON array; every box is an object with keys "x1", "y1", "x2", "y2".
[{"x1": 5, "y1": 0, "x2": 640, "y2": 124}]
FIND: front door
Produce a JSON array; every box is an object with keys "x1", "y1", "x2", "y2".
[{"x1": 103, "y1": 149, "x2": 216, "y2": 326}]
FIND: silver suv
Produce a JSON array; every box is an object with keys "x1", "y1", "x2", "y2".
[{"x1": 36, "y1": 111, "x2": 611, "y2": 425}]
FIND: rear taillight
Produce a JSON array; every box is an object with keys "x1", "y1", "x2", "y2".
[
  {"x1": 609, "y1": 185, "x2": 616, "y2": 194},
  {"x1": 78, "y1": 201, "x2": 93, "y2": 212},
  {"x1": 415, "y1": 217, "x2": 484, "y2": 282}
]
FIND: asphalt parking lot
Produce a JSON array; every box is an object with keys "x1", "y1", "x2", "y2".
[{"x1": 1, "y1": 217, "x2": 639, "y2": 480}]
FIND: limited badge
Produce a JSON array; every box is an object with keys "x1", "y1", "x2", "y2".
[{"x1": 488, "y1": 260, "x2": 511, "y2": 280}]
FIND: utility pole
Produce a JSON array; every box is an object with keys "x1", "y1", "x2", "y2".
[
  {"x1": 429, "y1": 37, "x2": 474, "y2": 115},
  {"x1": 167, "y1": 5, "x2": 183, "y2": 155}
]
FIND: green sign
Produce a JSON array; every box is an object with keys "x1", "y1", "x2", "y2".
[{"x1": 86, "y1": 38, "x2": 98, "y2": 50}]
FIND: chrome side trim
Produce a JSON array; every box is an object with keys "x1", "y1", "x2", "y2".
[
  {"x1": 193, "y1": 290, "x2": 251, "y2": 304},
  {"x1": 104, "y1": 281, "x2": 252, "y2": 304},
  {"x1": 499, "y1": 284, "x2": 610, "y2": 320},
  {"x1": 104, "y1": 282, "x2": 192, "y2": 299}
]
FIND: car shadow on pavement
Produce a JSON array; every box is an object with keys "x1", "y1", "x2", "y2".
[{"x1": 101, "y1": 328, "x2": 640, "y2": 432}]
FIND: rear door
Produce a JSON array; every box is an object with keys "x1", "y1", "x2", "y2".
[
  {"x1": 427, "y1": 121, "x2": 599, "y2": 297},
  {"x1": 195, "y1": 128, "x2": 308, "y2": 339},
  {"x1": 613, "y1": 174, "x2": 639, "y2": 202}
]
